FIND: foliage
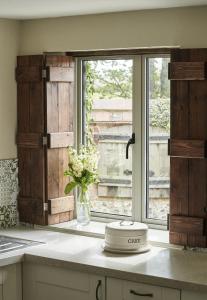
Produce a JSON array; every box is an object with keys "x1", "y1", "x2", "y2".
[
  {"x1": 64, "y1": 145, "x2": 99, "y2": 196},
  {"x1": 88, "y1": 60, "x2": 132, "y2": 99},
  {"x1": 160, "y1": 58, "x2": 170, "y2": 99},
  {"x1": 149, "y1": 98, "x2": 170, "y2": 130},
  {"x1": 149, "y1": 57, "x2": 170, "y2": 100},
  {"x1": 85, "y1": 62, "x2": 96, "y2": 146},
  {"x1": 149, "y1": 59, "x2": 160, "y2": 99}
]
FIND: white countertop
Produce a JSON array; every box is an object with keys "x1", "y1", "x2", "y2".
[{"x1": 0, "y1": 226, "x2": 207, "y2": 293}]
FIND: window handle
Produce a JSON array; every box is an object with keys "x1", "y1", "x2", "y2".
[
  {"x1": 126, "y1": 133, "x2": 135, "y2": 159},
  {"x1": 130, "y1": 289, "x2": 153, "y2": 297},
  {"x1": 96, "y1": 280, "x2": 102, "y2": 300}
]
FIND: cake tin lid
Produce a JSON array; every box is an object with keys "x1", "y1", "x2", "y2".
[{"x1": 106, "y1": 221, "x2": 148, "y2": 232}]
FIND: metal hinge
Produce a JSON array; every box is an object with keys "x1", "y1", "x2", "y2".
[
  {"x1": 44, "y1": 203, "x2": 48, "y2": 212},
  {"x1": 167, "y1": 214, "x2": 170, "y2": 231},
  {"x1": 42, "y1": 136, "x2": 48, "y2": 146},
  {"x1": 42, "y1": 69, "x2": 47, "y2": 79}
]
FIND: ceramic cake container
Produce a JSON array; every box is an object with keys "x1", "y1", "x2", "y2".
[{"x1": 104, "y1": 221, "x2": 150, "y2": 254}]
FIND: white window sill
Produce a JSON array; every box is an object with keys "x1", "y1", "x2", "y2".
[{"x1": 46, "y1": 220, "x2": 176, "y2": 248}]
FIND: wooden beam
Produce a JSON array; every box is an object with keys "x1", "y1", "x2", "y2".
[
  {"x1": 48, "y1": 196, "x2": 74, "y2": 215},
  {"x1": 168, "y1": 139, "x2": 207, "y2": 158},
  {"x1": 46, "y1": 66, "x2": 74, "y2": 82},
  {"x1": 169, "y1": 62, "x2": 207, "y2": 80},
  {"x1": 16, "y1": 66, "x2": 42, "y2": 82},
  {"x1": 16, "y1": 133, "x2": 43, "y2": 148},
  {"x1": 67, "y1": 47, "x2": 174, "y2": 57},
  {"x1": 47, "y1": 132, "x2": 74, "y2": 149},
  {"x1": 170, "y1": 215, "x2": 204, "y2": 235}
]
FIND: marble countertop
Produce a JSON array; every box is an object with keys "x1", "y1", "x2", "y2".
[{"x1": 0, "y1": 226, "x2": 207, "y2": 293}]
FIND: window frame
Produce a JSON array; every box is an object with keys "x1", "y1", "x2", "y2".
[
  {"x1": 76, "y1": 54, "x2": 170, "y2": 229},
  {"x1": 141, "y1": 54, "x2": 170, "y2": 228}
]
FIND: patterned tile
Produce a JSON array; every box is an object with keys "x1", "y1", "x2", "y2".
[{"x1": 0, "y1": 159, "x2": 18, "y2": 228}]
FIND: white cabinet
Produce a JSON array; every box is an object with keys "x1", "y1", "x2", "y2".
[
  {"x1": 182, "y1": 290, "x2": 207, "y2": 300},
  {"x1": 1, "y1": 263, "x2": 22, "y2": 300},
  {"x1": 107, "y1": 278, "x2": 180, "y2": 300},
  {"x1": 23, "y1": 263, "x2": 105, "y2": 300}
]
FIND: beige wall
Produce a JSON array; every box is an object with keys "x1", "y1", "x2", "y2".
[
  {"x1": 1, "y1": 6, "x2": 207, "y2": 159},
  {"x1": 0, "y1": 19, "x2": 20, "y2": 159},
  {"x1": 20, "y1": 6, "x2": 207, "y2": 54}
]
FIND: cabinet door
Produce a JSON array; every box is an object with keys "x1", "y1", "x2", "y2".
[
  {"x1": 182, "y1": 290, "x2": 207, "y2": 300},
  {"x1": 107, "y1": 278, "x2": 180, "y2": 300},
  {"x1": 2, "y1": 263, "x2": 22, "y2": 300},
  {"x1": 23, "y1": 262, "x2": 105, "y2": 300}
]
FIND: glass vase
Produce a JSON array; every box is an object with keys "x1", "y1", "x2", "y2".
[{"x1": 76, "y1": 189, "x2": 90, "y2": 225}]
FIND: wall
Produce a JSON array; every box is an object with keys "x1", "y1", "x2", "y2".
[
  {"x1": 20, "y1": 6, "x2": 207, "y2": 54},
  {"x1": 0, "y1": 19, "x2": 20, "y2": 227},
  {"x1": 1, "y1": 5, "x2": 207, "y2": 227},
  {"x1": 0, "y1": 19, "x2": 20, "y2": 159}
]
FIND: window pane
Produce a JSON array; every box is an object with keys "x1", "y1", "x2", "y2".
[
  {"x1": 146, "y1": 57, "x2": 170, "y2": 221},
  {"x1": 83, "y1": 60, "x2": 133, "y2": 216}
]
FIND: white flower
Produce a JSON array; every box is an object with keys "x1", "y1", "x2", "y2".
[{"x1": 72, "y1": 158, "x2": 83, "y2": 178}]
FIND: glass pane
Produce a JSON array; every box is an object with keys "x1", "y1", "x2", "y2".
[
  {"x1": 146, "y1": 57, "x2": 170, "y2": 221},
  {"x1": 83, "y1": 59, "x2": 133, "y2": 216}
]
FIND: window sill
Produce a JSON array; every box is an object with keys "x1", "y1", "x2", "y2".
[{"x1": 46, "y1": 219, "x2": 174, "y2": 248}]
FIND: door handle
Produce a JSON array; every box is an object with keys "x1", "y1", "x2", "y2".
[
  {"x1": 126, "y1": 133, "x2": 135, "y2": 159},
  {"x1": 96, "y1": 280, "x2": 102, "y2": 300},
  {"x1": 130, "y1": 289, "x2": 153, "y2": 297}
]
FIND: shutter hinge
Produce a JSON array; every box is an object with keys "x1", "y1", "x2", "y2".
[
  {"x1": 42, "y1": 69, "x2": 47, "y2": 79},
  {"x1": 167, "y1": 214, "x2": 170, "y2": 231},
  {"x1": 44, "y1": 203, "x2": 48, "y2": 212},
  {"x1": 42, "y1": 136, "x2": 48, "y2": 146}
]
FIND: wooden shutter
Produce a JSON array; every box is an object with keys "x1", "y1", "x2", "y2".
[
  {"x1": 45, "y1": 55, "x2": 74, "y2": 224},
  {"x1": 168, "y1": 49, "x2": 207, "y2": 247},
  {"x1": 16, "y1": 55, "x2": 75, "y2": 225}
]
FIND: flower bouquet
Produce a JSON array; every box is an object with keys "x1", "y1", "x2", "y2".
[{"x1": 64, "y1": 145, "x2": 99, "y2": 225}]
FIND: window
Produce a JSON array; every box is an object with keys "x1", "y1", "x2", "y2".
[{"x1": 77, "y1": 54, "x2": 170, "y2": 226}]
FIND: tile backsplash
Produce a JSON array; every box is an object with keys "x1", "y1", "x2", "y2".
[{"x1": 0, "y1": 159, "x2": 18, "y2": 228}]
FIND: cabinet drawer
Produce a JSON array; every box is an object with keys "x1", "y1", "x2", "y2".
[
  {"x1": 107, "y1": 278, "x2": 180, "y2": 300},
  {"x1": 123, "y1": 280, "x2": 180, "y2": 300}
]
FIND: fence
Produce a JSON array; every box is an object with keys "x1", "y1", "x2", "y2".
[{"x1": 88, "y1": 98, "x2": 169, "y2": 220}]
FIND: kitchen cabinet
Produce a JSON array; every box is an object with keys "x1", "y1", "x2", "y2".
[
  {"x1": 182, "y1": 290, "x2": 207, "y2": 300},
  {"x1": 107, "y1": 277, "x2": 180, "y2": 300},
  {"x1": 1, "y1": 263, "x2": 22, "y2": 300},
  {"x1": 23, "y1": 263, "x2": 105, "y2": 300}
]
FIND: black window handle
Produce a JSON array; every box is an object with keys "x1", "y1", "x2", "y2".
[
  {"x1": 126, "y1": 133, "x2": 135, "y2": 159},
  {"x1": 96, "y1": 280, "x2": 102, "y2": 300},
  {"x1": 130, "y1": 289, "x2": 153, "y2": 297}
]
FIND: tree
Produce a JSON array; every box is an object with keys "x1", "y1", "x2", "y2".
[
  {"x1": 149, "y1": 59, "x2": 160, "y2": 99},
  {"x1": 88, "y1": 60, "x2": 132, "y2": 99},
  {"x1": 160, "y1": 58, "x2": 170, "y2": 98}
]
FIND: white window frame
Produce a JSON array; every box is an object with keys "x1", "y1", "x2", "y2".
[
  {"x1": 141, "y1": 54, "x2": 170, "y2": 229},
  {"x1": 76, "y1": 54, "x2": 169, "y2": 229}
]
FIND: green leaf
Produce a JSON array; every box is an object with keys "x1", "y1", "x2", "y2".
[{"x1": 64, "y1": 181, "x2": 77, "y2": 195}]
